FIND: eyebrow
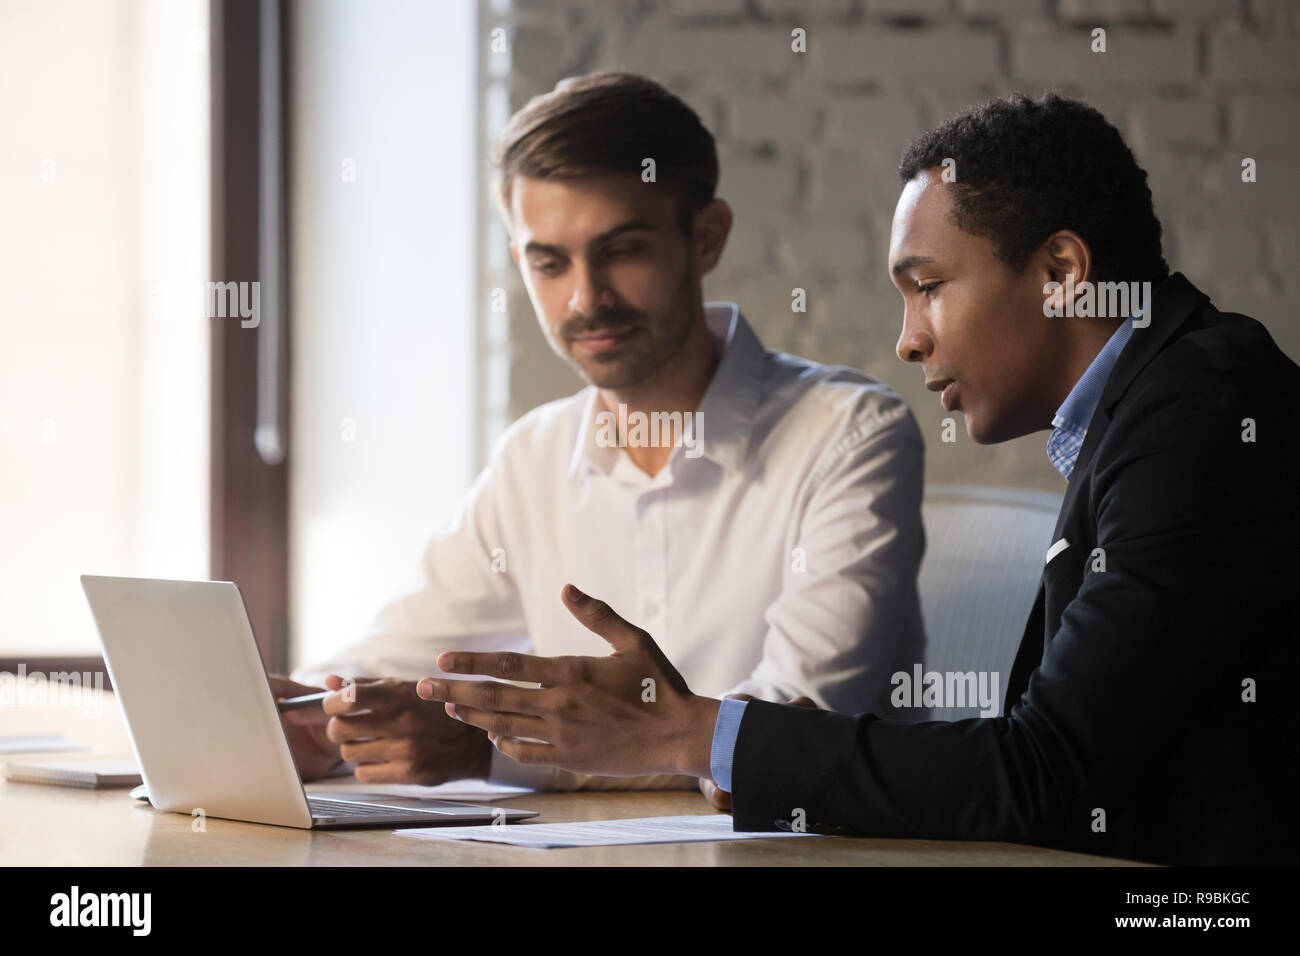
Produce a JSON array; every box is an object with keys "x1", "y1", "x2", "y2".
[
  {"x1": 890, "y1": 254, "x2": 937, "y2": 278},
  {"x1": 522, "y1": 220, "x2": 656, "y2": 258}
]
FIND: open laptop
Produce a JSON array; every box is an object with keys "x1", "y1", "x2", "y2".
[{"x1": 80, "y1": 575, "x2": 537, "y2": 829}]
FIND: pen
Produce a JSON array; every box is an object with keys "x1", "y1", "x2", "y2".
[{"x1": 276, "y1": 690, "x2": 331, "y2": 711}]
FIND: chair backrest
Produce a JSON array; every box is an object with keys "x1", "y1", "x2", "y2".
[{"x1": 916, "y1": 485, "x2": 1063, "y2": 721}]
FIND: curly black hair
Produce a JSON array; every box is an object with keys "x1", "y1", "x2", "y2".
[{"x1": 898, "y1": 93, "x2": 1169, "y2": 284}]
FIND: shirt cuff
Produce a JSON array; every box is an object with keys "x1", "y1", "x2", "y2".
[{"x1": 709, "y1": 698, "x2": 748, "y2": 793}]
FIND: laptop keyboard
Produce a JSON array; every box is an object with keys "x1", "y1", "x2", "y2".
[{"x1": 307, "y1": 797, "x2": 465, "y2": 819}]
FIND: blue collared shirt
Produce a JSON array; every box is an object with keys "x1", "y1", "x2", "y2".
[
  {"x1": 709, "y1": 310, "x2": 1145, "y2": 796},
  {"x1": 1045, "y1": 317, "x2": 1136, "y2": 480}
]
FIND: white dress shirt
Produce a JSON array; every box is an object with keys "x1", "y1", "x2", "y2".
[{"x1": 292, "y1": 302, "x2": 926, "y2": 788}]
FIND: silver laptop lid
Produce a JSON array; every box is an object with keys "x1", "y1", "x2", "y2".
[{"x1": 80, "y1": 575, "x2": 313, "y2": 828}]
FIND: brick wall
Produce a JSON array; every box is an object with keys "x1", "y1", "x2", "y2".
[{"x1": 479, "y1": 0, "x2": 1299, "y2": 491}]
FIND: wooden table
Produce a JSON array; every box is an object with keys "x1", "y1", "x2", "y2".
[{"x1": 0, "y1": 686, "x2": 1142, "y2": 866}]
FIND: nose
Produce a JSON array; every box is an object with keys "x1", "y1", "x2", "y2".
[
  {"x1": 895, "y1": 304, "x2": 933, "y2": 364},
  {"x1": 567, "y1": 259, "x2": 615, "y2": 319}
]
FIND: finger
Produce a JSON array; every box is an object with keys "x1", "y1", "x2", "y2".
[
  {"x1": 417, "y1": 677, "x2": 548, "y2": 716},
  {"x1": 338, "y1": 738, "x2": 400, "y2": 765},
  {"x1": 283, "y1": 706, "x2": 328, "y2": 726},
  {"x1": 698, "y1": 776, "x2": 732, "y2": 811},
  {"x1": 488, "y1": 735, "x2": 557, "y2": 766},
  {"x1": 724, "y1": 693, "x2": 754, "y2": 703},
  {"x1": 433, "y1": 651, "x2": 565, "y2": 686},
  {"x1": 445, "y1": 703, "x2": 546, "y2": 740},
  {"x1": 560, "y1": 583, "x2": 646, "y2": 653},
  {"x1": 325, "y1": 713, "x2": 398, "y2": 743},
  {"x1": 270, "y1": 675, "x2": 323, "y2": 698},
  {"x1": 790, "y1": 696, "x2": 817, "y2": 709},
  {"x1": 322, "y1": 677, "x2": 401, "y2": 716},
  {"x1": 354, "y1": 761, "x2": 416, "y2": 785}
]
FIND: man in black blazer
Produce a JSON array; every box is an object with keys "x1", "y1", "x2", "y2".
[
  {"x1": 722, "y1": 265, "x2": 1291, "y2": 866},
  {"x1": 418, "y1": 94, "x2": 1296, "y2": 866}
]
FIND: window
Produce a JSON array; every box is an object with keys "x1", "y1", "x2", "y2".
[
  {"x1": 0, "y1": 0, "x2": 210, "y2": 660},
  {"x1": 287, "y1": 0, "x2": 478, "y2": 669}
]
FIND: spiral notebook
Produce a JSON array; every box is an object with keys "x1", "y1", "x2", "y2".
[{"x1": 3, "y1": 758, "x2": 142, "y2": 789}]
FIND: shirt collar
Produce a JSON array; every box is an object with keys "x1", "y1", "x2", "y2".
[
  {"x1": 568, "y1": 302, "x2": 766, "y2": 478},
  {"x1": 1051, "y1": 315, "x2": 1137, "y2": 435}
]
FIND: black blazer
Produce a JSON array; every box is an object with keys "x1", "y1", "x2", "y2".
[{"x1": 730, "y1": 273, "x2": 1298, "y2": 865}]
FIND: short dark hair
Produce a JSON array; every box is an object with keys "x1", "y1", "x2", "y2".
[
  {"x1": 898, "y1": 93, "x2": 1169, "y2": 283},
  {"x1": 493, "y1": 71, "x2": 718, "y2": 234}
]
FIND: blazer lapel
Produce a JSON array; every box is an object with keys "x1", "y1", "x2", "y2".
[
  {"x1": 1049, "y1": 272, "x2": 1207, "y2": 543},
  {"x1": 1050, "y1": 403, "x2": 1109, "y2": 544},
  {"x1": 1098, "y1": 272, "x2": 1206, "y2": 417},
  {"x1": 1018, "y1": 274, "x2": 1213, "y2": 701}
]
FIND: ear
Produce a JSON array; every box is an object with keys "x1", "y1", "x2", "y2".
[
  {"x1": 1040, "y1": 230, "x2": 1093, "y2": 312},
  {"x1": 691, "y1": 199, "x2": 732, "y2": 277}
]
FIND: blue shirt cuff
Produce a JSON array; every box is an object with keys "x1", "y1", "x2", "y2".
[{"x1": 709, "y1": 697, "x2": 748, "y2": 793}]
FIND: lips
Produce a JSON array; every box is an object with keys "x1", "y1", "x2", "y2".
[
  {"x1": 572, "y1": 326, "x2": 637, "y2": 353},
  {"x1": 925, "y1": 377, "x2": 958, "y2": 412}
]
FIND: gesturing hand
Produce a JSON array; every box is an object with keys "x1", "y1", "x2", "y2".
[
  {"x1": 320, "y1": 674, "x2": 491, "y2": 785},
  {"x1": 416, "y1": 584, "x2": 721, "y2": 778}
]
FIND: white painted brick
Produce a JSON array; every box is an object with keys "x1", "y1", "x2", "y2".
[
  {"x1": 819, "y1": 28, "x2": 1002, "y2": 87},
  {"x1": 1151, "y1": 0, "x2": 1244, "y2": 18},
  {"x1": 1228, "y1": 94, "x2": 1299, "y2": 152},
  {"x1": 826, "y1": 96, "x2": 930, "y2": 150},
  {"x1": 814, "y1": 147, "x2": 905, "y2": 217},
  {"x1": 823, "y1": 282, "x2": 908, "y2": 347},
  {"x1": 866, "y1": 0, "x2": 953, "y2": 17},
  {"x1": 1142, "y1": 146, "x2": 1215, "y2": 203},
  {"x1": 713, "y1": 220, "x2": 773, "y2": 276},
  {"x1": 956, "y1": 0, "x2": 1050, "y2": 16},
  {"x1": 1059, "y1": 0, "x2": 1151, "y2": 19},
  {"x1": 1128, "y1": 97, "x2": 1221, "y2": 153},
  {"x1": 1174, "y1": 221, "x2": 1266, "y2": 278},
  {"x1": 616, "y1": 25, "x2": 804, "y2": 79},
  {"x1": 1250, "y1": 0, "x2": 1300, "y2": 18},
  {"x1": 727, "y1": 91, "x2": 822, "y2": 143},
  {"x1": 757, "y1": 0, "x2": 856, "y2": 19},
  {"x1": 1011, "y1": 29, "x2": 1197, "y2": 88},
  {"x1": 775, "y1": 220, "x2": 873, "y2": 277},
  {"x1": 667, "y1": 0, "x2": 749, "y2": 16},
  {"x1": 509, "y1": 23, "x2": 582, "y2": 80},
  {"x1": 717, "y1": 156, "x2": 801, "y2": 208},
  {"x1": 1209, "y1": 32, "x2": 1300, "y2": 85},
  {"x1": 1203, "y1": 151, "x2": 1300, "y2": 220},
  {"x1": 715, "y1": 273, "x2": 829, "y2": 342}
]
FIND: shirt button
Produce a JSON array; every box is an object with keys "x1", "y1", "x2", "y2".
[{"x1": 644, "y1": 602, "x2": 659, "y2": 617}]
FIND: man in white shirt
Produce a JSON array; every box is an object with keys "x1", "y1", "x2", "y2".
[{"x1": 275, "y1": 71, "x2": 924, "y2": 793}]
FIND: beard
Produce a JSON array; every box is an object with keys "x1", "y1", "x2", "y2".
[{"x1": 556, "y1": 273, "x2": 698, "y2": 390}]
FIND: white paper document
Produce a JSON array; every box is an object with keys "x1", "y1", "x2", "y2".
[
  {"x1": 395, "y1": 813, "x2": 819, "y2": 848},
  {"x1": 0, "y1": 734, "x2": 86, "y2": 755}
]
